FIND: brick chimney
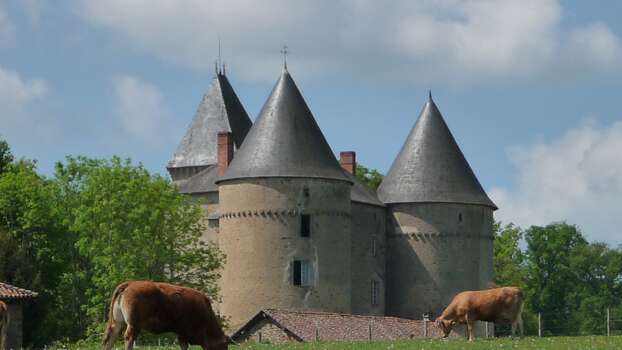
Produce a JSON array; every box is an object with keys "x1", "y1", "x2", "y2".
[
  {"x1": 339, "y1": 151, "x2": 356, "y2": 176},
  {"x1": 218, "y1": 131, "x2": 234, "y2": 176}
]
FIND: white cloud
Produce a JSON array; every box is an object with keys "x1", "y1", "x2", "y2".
[
  {"x1": 0, "y1": 65, "x2": 47, "y2": 113},
  {"x1": 113, "y1": 75, "x2": 166, "y2": 142},
  {"x1": 489, "y1": 119, "x2": 622, "y2": 244},
  {"x1": 568, "y1": 23, "x2": 622, "y2": 70},
  {"x1": 74, "y1": 0, "x2": 622, "y2": 82}
]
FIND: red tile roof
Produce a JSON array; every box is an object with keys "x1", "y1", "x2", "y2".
[
  {"x1": 0, "y1": 282, "x2": 38, "y2": 300},
  {"x1": 232, "y1": 309, "x2": 457, "y2": 342}
]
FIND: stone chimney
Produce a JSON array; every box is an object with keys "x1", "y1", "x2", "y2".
[
  {"x1": 339, "y1": 151, "x2": 356, "y2": 176},
  {"x1": 218, "y1": 131, "x2": 234, "y2": 176}
]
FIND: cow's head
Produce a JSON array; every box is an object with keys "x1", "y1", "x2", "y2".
[
  {"x1": 208, "y1": 336, "x2": 236, "y2": 350},
  {"x1": 434, "y1": 317, "x2": 455, "y2": 338}
]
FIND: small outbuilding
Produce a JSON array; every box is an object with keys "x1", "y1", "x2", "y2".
[
  {"x1": 231, "y1": 309, "x2": 457, "y2": 344},
  {"x1": 0, "y1": 282, "x2": 38, "y2": 349}
]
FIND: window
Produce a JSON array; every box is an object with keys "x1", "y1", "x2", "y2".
[
  {"x1": 458, "y1": 212, "x2": 463, "y2": 222},
  {"x1": 293, "y1": 260, "x2": 314, "y2": 287},
  {"x1": 371, "y1": 280, "x2": 379, "y2": 306},
  {"x1": 371, "y1": 237, "x2": 377, "y2": 257},
  {"x1": 300, "y1": 214, "x2": 311, "y2": 237}
]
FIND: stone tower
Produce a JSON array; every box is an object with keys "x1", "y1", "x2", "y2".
[
  {"x1": 167, "y1": 72, "x2": 252, "y2": 182},
  {"x1": 167, "y1": 71, "x2": 252, "y2": 246},
  {"x1": 378, "y1": 94, "x2": 497, "y2": 320},
  {"x1": 216, "y1": 68, "x2": 353, "y2": 328}
]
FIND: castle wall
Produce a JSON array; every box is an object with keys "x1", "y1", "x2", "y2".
[
  {"x1": 385, "y1": 203, "x2": 493, "y2": 320},
  {"x1": 189, "y1": 192, "x2": 220, "y2": 245},
  {"x1": 218, "y1": 178, "x2": 352, "y2": 328},
  {"x1": 350, "y1": 202, "x2": 386, "y2": 316}
]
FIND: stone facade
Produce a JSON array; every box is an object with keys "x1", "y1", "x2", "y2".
[
  {"x1": 218, "y1": 178, "x2": 352, "y2": 328},
  {"x1": 385, "y1": 203, "x2": 494, "y2": 319},
  {"x1": 4, "y1": 302, "x2": 22, "y2": 350},
  {"x1": 350, "y1": 202, "x2": 386, "y2": 316}
]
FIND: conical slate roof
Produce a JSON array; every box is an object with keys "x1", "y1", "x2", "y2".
[
  {"x1": 377, "y1": 95, "x2": 497, "y2": 209},
  {"x1": 168, "y1": 73, "x2": 252, "y2": 168},
  {"x1": 218, "y1": 69, "x2": 349, "y2": 183}
]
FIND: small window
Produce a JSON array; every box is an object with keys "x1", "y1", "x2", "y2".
[
  {"x1": 300, "y1": 214, "x2": 311, "y2": 237},
  {"x1": 371, "y1": 237, "x2": 377, "y2": 257},
  {"x1": 303, "y1": 187, "x2": 310, "y2": 198},
  {"x1": 458, "y1": 213, "x2": 463, "y2": 222},
  {"x1": 371, "y1": 280, "x2": 379, "y2": 306},
  {"x1": 293, "y1": 260, "x2": 314, "y2": 287}
]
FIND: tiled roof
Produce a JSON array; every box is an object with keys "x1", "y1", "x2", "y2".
[
  {"x1": 0, "y1": 282, "x2": 38, "y2": 300},
  {"x1": 232, "y1": 309, "x2": 456, "y2": 342},
  {"x1": 378, "y1": 95, "x2": 497, "y2": 209}
]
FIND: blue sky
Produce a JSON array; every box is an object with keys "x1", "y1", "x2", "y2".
[{"x1": 1, "y1": 0, "x2": 622, "y2": 244}]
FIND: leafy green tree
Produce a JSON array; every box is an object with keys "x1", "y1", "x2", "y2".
[
  {"x1": 525, "y1": 222, "x2": 588, "y2": 335},
  {"x1": 57, "y1": 156, "x2": 224, "y2": 335},
  {"x1": 356, "y1": 164, "x2": 384, "y2": 190},
  {"x1": 0, "y1": 138, "x2": 13, "y2": 174},
  {"x1": 493, "y1": 222, "x2": 527, "y2": 289},
  {"x1": 0, "y1": 160, "x2": 74, "y2": 344}
]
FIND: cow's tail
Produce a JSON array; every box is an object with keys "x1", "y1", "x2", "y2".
[{"x1": 102, "y1": 282, "x2": 129, "y2": 345}]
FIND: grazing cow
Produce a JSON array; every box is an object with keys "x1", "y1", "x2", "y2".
[
  {"x1": 435, "y1": 286, "x2": 524, "y2": 341},
  {"x1": 0, "y1": 300, "x2": 7, "y2": 350},
  {"x1": 103, "y1": 281, "x2": 229, "y2": 350}
]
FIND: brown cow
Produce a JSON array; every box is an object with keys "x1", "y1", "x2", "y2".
[
  {"x1": 102, "y1": 281, "x2": 229, "y2": 350},
  {"x1": 435, "y1": 286, "x2": 524, "y2": 341},
  {"x1": 0, "y1": 300, "x2": 7, "y2": 350}
]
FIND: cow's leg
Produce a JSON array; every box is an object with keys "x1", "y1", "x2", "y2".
[
  {"x1": 517, "y1": 315, "x2": 524, "y2": 337},
  {"x1": 123, "y1": 325, "x2": 139, "y2": 350},
  {"x1": 511, "y1": 320, "x2": 517, "y2": 337},
  {"x1": 178, "y1": 337, "x2": 189, "y2": 350},
  {"x1": 465, "y1": 314, "x2": 475, "y2": 342},
  {"x1": 103, "y1": 321, "x2": 125, "y2": 350}
]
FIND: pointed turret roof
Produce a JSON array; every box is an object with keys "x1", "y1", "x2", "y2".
[
  {"x1": 377, "y1": 95, "x2": 497, "y2": 209},
  {"x1": 218, "y1": 69, "x2": 349, "y2": 183},
  {"x1": 168, "y1": 73, "x2": 252, "y2": 168}
]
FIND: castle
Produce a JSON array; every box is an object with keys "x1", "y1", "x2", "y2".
[{"x1": 167, "y1": 65, "x2": 497, "y2": 329}]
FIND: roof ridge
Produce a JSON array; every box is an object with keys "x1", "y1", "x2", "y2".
[
  {"x1": 262, "y1": 308, "x2": 421, "y2": 322},
  {"x1": 0, "y1": 282, "x2": 38, "y2": 299}
]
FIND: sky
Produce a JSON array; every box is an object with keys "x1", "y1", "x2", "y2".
[{"x1": 1, "y1": 0, "x2": 621, "y2": 244}]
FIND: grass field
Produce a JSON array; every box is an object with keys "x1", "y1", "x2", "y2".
[{"x1": 63, "y1": 336, "x2": 622, "y2": 350}]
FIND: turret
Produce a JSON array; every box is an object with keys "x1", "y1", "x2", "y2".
[
  {"x1": 378, "y1": 94, "x2": 496, "y2": 323},
  {"x1": 167, "y1": 72, "x2": 252, "y2": 182},
  {"x1": 216, "y1": 68, "x2": 353, "y2": 328}
]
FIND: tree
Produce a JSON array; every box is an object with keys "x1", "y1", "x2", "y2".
[
  {"x1": 58, "y1": 157, "x2": 224, "y2": 336},
  {"x1": 0, "y1": 160, "x2": 72, "y2": 344},
  {"x1": 525, "y1": 222, "x2": 588, "y2": 335},
  {"x1": 0, "y1": 138, "x2": 13, "y2": 174},
  {"x1": 493, "y1": 222, "x2": 527, "y2": 289},
  {"x1": 356, "y1": 164, "x2": 384, "y2": 190},
  {"x1": 0, "y1": 152, "x2": 225, "y2": 345}
]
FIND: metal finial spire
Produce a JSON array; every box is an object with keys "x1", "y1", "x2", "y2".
[
  {"x1": 215, "y1": 60, "x2": 219, "y2": 75},
  {"x1": 428, "y1": 90, "x2": 432, "y2": 101},
  {"x1": 280, "y1": 45, "x2": 289, "y2": 71},
  {"x1": 218, "y1": 36, "x2": 222, "y2": 74}
]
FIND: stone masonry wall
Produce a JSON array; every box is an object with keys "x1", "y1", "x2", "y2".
[
  {"x1": 350, "y1": 202, "x2": 386, "y2": 316},
  {"x1": 218, "y1": 178, "x2": 352, "y2": 329},
  {"x1": 385, "y1": 203, "x2": 494, "y2": 323}
]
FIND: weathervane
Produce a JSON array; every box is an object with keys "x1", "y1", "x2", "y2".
[{"x1": 280, "y1": 45, "x2": 289, "y2": 70}]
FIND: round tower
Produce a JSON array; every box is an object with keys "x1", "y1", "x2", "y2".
[
  {"x1": 216, "y1": 68, "x2": 352, "y2": 328},
  {"x1": 378, "y1": 94, "x2": 497, "y2": 322}
]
